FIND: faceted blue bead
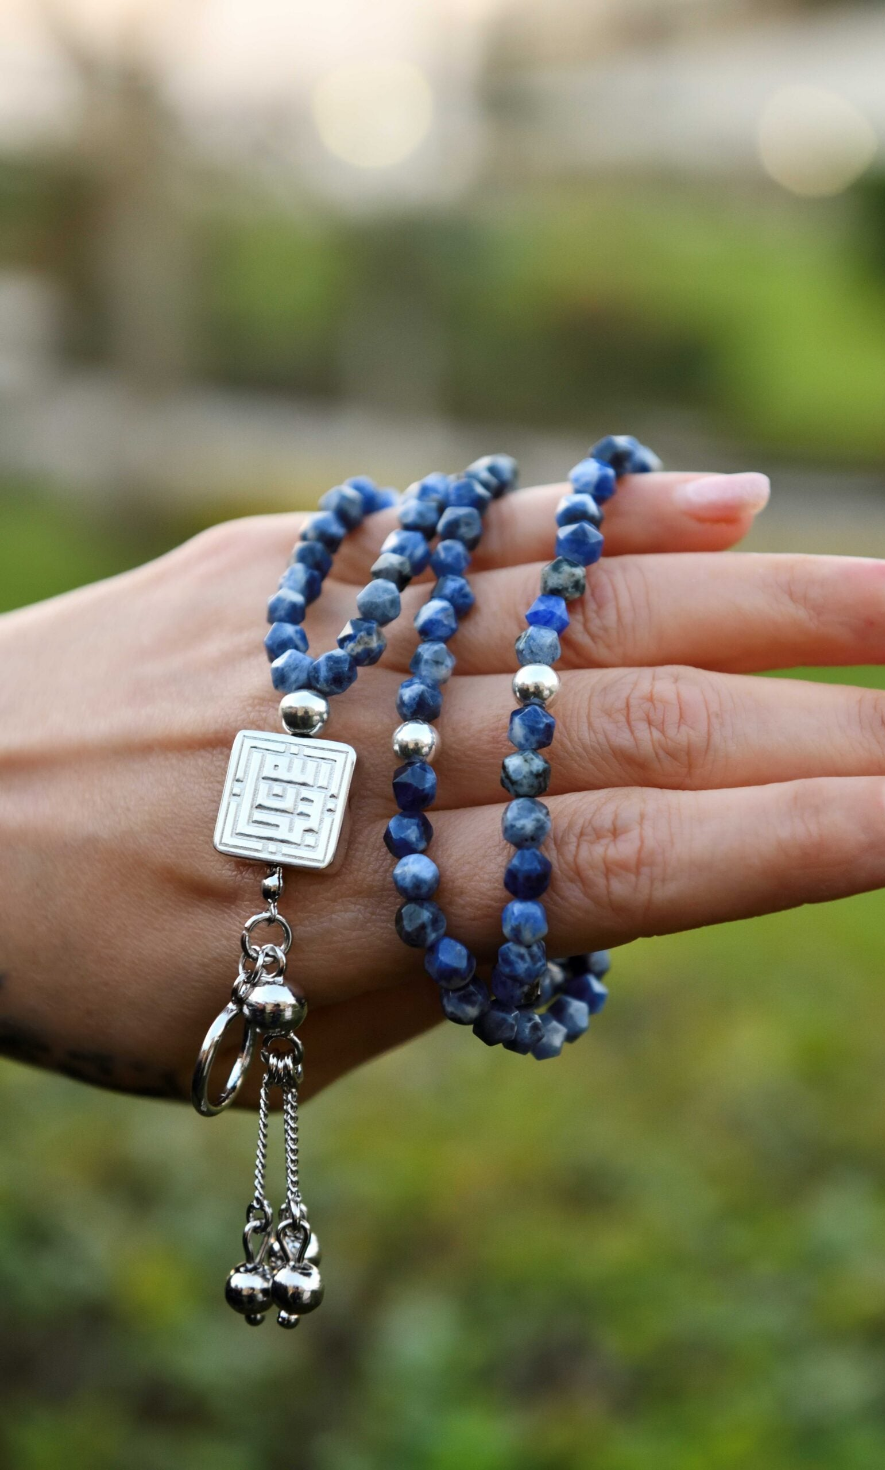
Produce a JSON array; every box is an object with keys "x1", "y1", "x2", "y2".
[
  {"x1": 412, "y1": 472, "x2": 451, "y2": 508},
  {"x1": 415, "y1": 598, "x2": 458, "y2": 643},
  {"x1": 588, "y1": 949, "x2": 611, "y2": 977},
  {"x1": 433, "y1": 575, "x2": 474, "y2": 618},
  {"x1": 310, "y1": 650, "x2": 357, "y2": 696},
  {"x1": 526, "y1": 595, "x2": 570, "y2": 634},
  {"x1": 370, "y1": 552, "x2": 412, "y2": 591},
  {"x1": 425, "y1": 936, "x2": 476, "y2": 989},
  {"x1": 345, "y1": 475, "x2": 381, "y2": 512},
  {"x1": 555, "y1": 493, "x2": 603, "y2": 528},
  {"x1": 441, "y1": 978, "x2": 490, "y2": 1024},
  {"x1": 540, "y1": 557, "x2": 586, "y2": 602},
  {"x1": 393, "y1": 853, "x2": 440, "y2": 900},
  {"x1": 537, "y1": 961, "x2": 568, "y2": 1007},
  {"x1": 465, "y1": 453, "x2": 518, "y2": 496},
  {"x1": 392, "y1": 760, "x2": 437, "y2": 812},
  {"x1": 555, "y1": 522, "x2": 604, "y2": 567},
  {"x1": 503, "y1": 1008, "x2": 545, "y2": 1055},
  {"x1": 549, "y1": 994, "x2": 591, "y2": 1042},
  {"x1": 384, "y1": 811, "x2": 433, "y2": 857},
  {"x1": 564, "y1": 972, "x2": 609, "y2": 1015},
  {"x1": 372, "y1": 488, "x2": 400, "y2": 510},
  {"x1": 516, "y1": 626, "x2": 561, "y2": 666},
  {"x1": 501, "y1": 750, "x2": 551, "y2": 798},
  {"x1": 301, "y1": 511, "x2": 347, "y2": 551},
  {"x1": 504, "y1": 848, "x2": 552, "y2": 899},
  {"x1": 292, "y1": 541, "x2": 333, "y2": 578},
  {"x1": 280, "y1": 562, "x2": 321, "y2": 604},
  {"x1": 410, "y1": 642, "x2": 455, "y2": 685},
  {"x1": 265, "y1": 622, "x2": 309, "y2": 661},
  {"x1": 395, "y1": 899, "x2": 446, "y2": 948},
  {"x1": 381, "y1": 529, "x2": 431, "y2": 575},
  {"x1": 437, "y1": 505, "x2": 482, "y2": 550},
  {"x1": 447, "y1": 476, "x2": 492, "y2": 515},
  {"x1": 398, "y1": 498, "x2": 440, "y2": 538},
  {"x1": 319, "y1": 484, "x2": 364, "y2": 529},
  {"x1": 270, "y1": 649, "x2": 314, "y2": 694},
  {"x1": 473, "y1": 1002, "x2": 518, "y2": 1047},
  {"x1": 502, "y1": 798, "x2": 551, "y2": 849},
  {"x1": 568, "y1": 456, "x2": 617, "y2": 502},
  {"x1": 356, "y1": 578, "x2": 401, "y2": 626},
  {"x1": 508, "y1": 704, "x2": 555, "y2": 751},
  {"x1": 531, "y1": 1012, "x2": 569, "y2": 1060},
  {"x1": 430, "y1": 539, "x2": 471, "y2": 578},
  {"x1": 337, "y1": 618, "x2": 386, "y2": 666},
  {"x1": 267, "y1": 588, "x2": 306, "y2": 626},
  {"x1": 491, "y1": 966, "x2": 539, "y2": 1008},
  {"x1": 589, "y1": 434, "x2": 661, "y2": 478},
  {"x1": 396, "y1": 678, "x2": 443, "y2": 722},
  {"x1": 502, "y1": 899, "x2": 548, "y2": 946},
  {"x1": 497, "y1": 940, "x2": 547, "y2": 983}
]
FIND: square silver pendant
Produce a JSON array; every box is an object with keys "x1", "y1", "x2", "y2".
[{"x1": 214, "y1": 730, "x2": 356, "y2": 870}]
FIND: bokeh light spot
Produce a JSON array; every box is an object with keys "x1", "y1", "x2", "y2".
[
  {"x1": 311, "y1": 60, "x2": 433, "y2": 170},
  {"x1": 758, "y1": 85, "x2": 878, "y2": 198}
]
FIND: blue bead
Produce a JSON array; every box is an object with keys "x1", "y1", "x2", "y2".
[
  {"x1": 395, "y1": 899, "x2": 446, "y2": 948},
  {"x1": 503, "y1": 1008, "x2": 545, "y2": 1054},
  {"x1": 425, "y1": 936, "x2": 476, "y2": 989},
  {"x1": 549, "y1": 994, "x2": 591, "y2": 1042},
  {"x1": 564, "y1": 972, "x2": 609, "y2": 1015},
  {"x1": 356, "y1": 578, "x2": 401, "y2": 626},
  {"x1": 372, "y1": 487, "x2": 400, "y2": 510},
  {"x1": 345, "y1": 475, "x2": 381, "y2": 512},
  {"x1": 447, "y1": 476, "x2": 492, "y2": 515},
  {"x1": 526, "y1": 595, "x2": 570, "y2": 634},
  {"x1": 410, "y1": 642, "x2": 455, "y2": 685},
  {"x1": 396, "y1": 678, "x2": 443, "y2": 722},
  {"x1": 531, "y1": 1012, "x2": 569, "y2": 1060},
  {"x1": 393, "y1": 853, "x2": 440, "y2": 900},
  {"x1": 415, "y1": 598, "x2": 458, "y2": 643},
  {"x1": 318, "y1": 484, "x2": 364, "y2": 529},
  {"x1": 497, "y1": 941, "x2": 547, "y2": 983},
  {"x1": 441, "y1": 978, "x2": 490, "y2": 1024},
  {"x1": 370, "y1": 552, "x2": 412, "y2": 591},
  {"x1": 473, "y1": 1002, "x2": 518, "y2": 1047},
  {"x1": 516, "y1": 626, "x2": 561, "y2": 666},
  {"x1": 588, "y1": 950, "x2": 611, "y2": 977},
  {"x1": 398, "y1": 498, "x2": 441, "y2": 537},
  {"x1": 504, "y1": 848, "x2": 552, "y2": 899},
  {"x1": 392, "y1": 760, "x2": 437, "y2": 812},
  {"x1": 381, "y1": 529, "x2": 431, "y2": 575},
  {"x1": 384, "y1": 811, "x2": 433, "y2": 857},
  {"x1": 265, "y1": 621, "x2": 309, "y2": 661},
  {"x1": 508, "y1": 705, "x2": 555, "y2": 751},
  {"x1": 537, "y1": 962, "x2": 568, "y2": 1007},
  {"x1": 556, "y1": 493, "x2": 602, "y2": 528},
  {"x1": 267, "y1": 588, "x2": 306, "y2": 626},
  {"x1": 465, "y1": 453, "x2": 518, "y2": 496},
  {"x1": 292, "y1": 541, "x2": 333, "y2": 578},
  {"x1": 280, "y1": 563, "x2": 321, "y2": 604},
  {"x1": 501, "y1": 750, "x2": 551, "y2": 798},
  {"x1": 301, "y1": 511, "x2": 347, "y2": 551},
  {"x1": 337, "y1": 618, "x2": 386, "y2": 666},
  {"x1": 433, "y1": 575, "x2": 474, "y2": 618},
  {"x1": 589, "y1": 435, "x2": 661, "y2": 478},
  {"x1": 270, "y1": 649, "x2": 314, "y2": 693},
  {"x1": 568, "y1": 457, "x2": 617, "y2": 502},
  {"x1": 491, "y1": 966, "x2": 539, "y2": 1008},
  {"x1": 555, "y1": 522, "x2": 604, "y2": 567},
  {"x1": 310, "y1": 650, "x2": 357, "y2": 696},
  {"x1": 540, "y1": 558, "x2": 586, "y2": 602},
  {"x1": 502, "y1": 798, "x2": 551, "y2": 849},
  {"x1": 430, "y1": 539, "x2": 471, "y2": 577},
  {"x1": 437, "y1": 505, "x2": 482, "y2": 550},
  {"x1": 502, "y1": 899, "x2": 548, "y2": 946},
  {"x1": 412, "y1": 472, "x2": 451, "y2": 508}
]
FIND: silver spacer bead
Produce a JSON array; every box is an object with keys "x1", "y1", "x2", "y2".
[
  {"x1": 279, "y1": 689, "x2": 330, "y2": 738},
  {"x1": 242, "y1": 981, "x2": 307, "y2": 1034},
  {"x1": 512, "y1": 663, "x2": 560, "y2": 708},
  {"x1": 392, "y1": 720, "x2": 440, "y2": 764}
]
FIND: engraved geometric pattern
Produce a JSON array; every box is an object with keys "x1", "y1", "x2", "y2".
[{"x1": 214, "y1": 730, "x2": 356, "y2": 869}]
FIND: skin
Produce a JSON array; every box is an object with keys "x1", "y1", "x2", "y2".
[{"x1": 2, "y1": 470, "x2": 885, "y2": 1106}]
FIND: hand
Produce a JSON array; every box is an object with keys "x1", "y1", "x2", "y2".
[{"x1": 2, "y1": 468, "x2": 883, "y2": 1104}]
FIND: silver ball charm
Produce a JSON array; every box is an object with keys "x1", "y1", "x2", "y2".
[
  {"x1": 271, "y1": 1260, "x2": 325, "y2": 1316},
  {"x1": 280, "y1": 689, "x2": 330, "y2": 738},
  {"x1": 277, "y1": 1311, "x2": 301, "y2": 1330},
  {"x1": 512, "y1": 663, "x2": 560, "y2": 708},
  {"x1": 304, "y1": 1231, "x2": 322, "y2": 1267},
  {"x1": 392, "y1": 721, "x2": 439, "y2": 764},
  {"x1": 225, "y1": 1263, "x2": 273, "y2": 1318},
  {"x1": 242, "y1": 981, "x2": 307, "y2": 1034}
]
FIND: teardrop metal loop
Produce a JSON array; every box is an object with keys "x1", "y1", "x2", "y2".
[{"x1": 191, "y1": 1001, "x2": 255, "y2": 1117}]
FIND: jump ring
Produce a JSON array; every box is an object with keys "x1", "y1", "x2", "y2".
[{"x1": 191, "y1": 1002, "x2": 255, "y2": 1117}]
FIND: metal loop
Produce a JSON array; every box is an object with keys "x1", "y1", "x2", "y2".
[
  {"x1": 240, "y1": 911, "x2": 293, "y2": 963},
  {"x1": 191, "y1": 1002, "x2": 255, "y2": 1117},
  {"x1": 260, "y1": 1035, "x2": 304, "y2": 1072}
]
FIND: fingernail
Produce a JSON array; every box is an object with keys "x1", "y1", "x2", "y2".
[{"x1": 673, "y1": 472, "x2": 771, "y2": 521}]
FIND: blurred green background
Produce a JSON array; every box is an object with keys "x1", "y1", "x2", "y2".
[{"x1": 3, "y1": 1, "x2": 885, "y2": 1467}]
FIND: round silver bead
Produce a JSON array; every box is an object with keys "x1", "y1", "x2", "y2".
[
  {"x1": 271, "y1": 1260, "x2": 324, "y2": 1316},
  {"x1": 279, "y1": 690, "x2": 329, "y2": 738},
  {"x1": 392, "y1": 720, "x2": 440, "y2": 764},
  {"x1": 225, "y1": 1263, "x2": 273, "y2": 1317},
  {"x1": 242, "y1": 981, "x2": 307, "y2": 1034},
  {"x1": 304, "y1": 1231, "x2": 322, "y2": 1267},
  {"x1": 512, "y1": 663, "x2": 560, "y2": 708}
]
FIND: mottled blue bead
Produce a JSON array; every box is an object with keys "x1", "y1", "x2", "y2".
[
  {"x1": 504, "y1": 848, "x2": 552, "y2": 899},
  {"x1": 373, "y1": 487, "x2": 400, "y2": 510},
  {"x1": 589, "y1": 434, "x2": 661, "y2": 478},
  {"x1": 556, "y1": 493, "x2": 602, "y2": 529},
  {"x1": 433, "y1": 575, "x2": 474, "y2": 618},
  {"x1": 415, "y1": 598, "x2": 458, "y2": 643},
  {"x1": 497, "y1": 940, "x2": 547, "y2": 983},
  {"x1": 508, "y1": 704, "x2": 555, "y2": 751},
  {"x1": 503, "y1": 1008, "x2": 545, "y2": 1054},
  {"x1": 267, "y1": 587, "x2": 307, "y2": 625},
  {"x1": 270, "y1": 649, "x2": 314, "y2": 693},
  {"x1": 412, "y1": 472, "x2": 451, "y2": 508},
  {"x1": 540, "y1": 557, "x2": 586, "y2": 602},
  {"x1": 292, "y1": 541, "x2": 333, "y2": 578},
  {"x1": 392, "y1": 760, "x2": 437, "y2": 812},
  {"x1": 319, "y1": 484, "x2": 364, "y2": 529},
  {"x1": 381, "y1": 529, "x2": 431, "y2": 575},
  {"x1": 301, "y1": 511, "x2": 347, "y2": 552},
  {"x1": 588, "y1": 950, "x2": 611, "y2": 977},
  {"x1": 279, "y1": 562, "x2": 321, "y2": 604},
  {"x1": 502, "y1": 798, "x2": 551, "y2": 849},
  {"x1": 501, "y1": 750, "x2": 551, "y2": 798},
  {"x1": 441, "y1": 978, "x2": 490, "y2": 1024},
  {"x1": 345, "y1": 475, "x2": 382, "y2": 512},
  {"x1": 337, "y1": 618, "x2": 386, "y2": 666},
  {"x1": 370, "y1": 552, "x2": 412, "y2": 591},
  {"x1": 310, "y1": 650, "x2": 357, "y2": 696},
  {"x1": 531, "y1": 1012, "x2": 569, "y2": 1060},
  {"x1": 568, "y1": 456, "x2": 617, "y2": 502},
  {"x1": 491, "y1": 966, "x2": 539, "y2": 1008},
  {"x1": 516, "y1": 626, "x2": 561, "y2": 666},
  {"x1": 265, "y1": 621, "x2": 309, "y2": 661},
  {"x1": 425, "y1": 936, "x2": 476, "y2": 989},
  {"x1": 398, "y1": 498, "x2": 441, "y2": 538},
  {"x1": 448, "y1": 476, "x2": 492, "y2": 515},
  {"x1": 473, "y1": 1002, "x2": 518, "y2": 1047},
  {"x1": 437, "y1": 505, "x2": 482, "y2": 550},
  {"x1": 537, "y1": 961, "x2": 568, "y2": 1007},
  {"x1": 555, "y1": 522, "x2": 604, "y2": 567},
  {"x1": 384, "y1": 811, "x2": 433, "y2": 857},
  {"x1": 395, "y1": 899, "x2": 446, "y2": 948},
  {"x1": 549, "y1": 994, "x2": 591, "y2": 1042},
  {"x1": 356, "y1": 578, "x2": 401, "y2": 626},
  {"x1": 430, "y1": 539, "x2": 471, "y2": 578},
  {"x1": 526, "y1": 594, "x2": 570, "y2": 634},
  {"x1": 564, "y1": 971, "x2": 609, "y2": 1015},
  {"x1": 410, "y1": 642, "x2": 455, "y2": 686},
  {"x1": 466, "y1": 453, "x2": 518, "y2": 496},
  {"x1": 393, "y1": 853, "x2": 439, "y2": 901},
  {"x1": 502, "y1": 899, "x2": 548, "y2": 946},
  {"x1": 396, "y1": 677, "x2": 443, "y2": 722}
]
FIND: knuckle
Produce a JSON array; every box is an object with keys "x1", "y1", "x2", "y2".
[
  {"x1": 569, "y1": 560, "x2": 650, "y2": 667},
  {"x1": 554, "y1": 789, "x2": 673, "y2": 931},
  {"x1": 774, "y1": 555, "x2": 831, "y2": 633},
  {"x1": 593, "y1": 666, "x2": 724, "y2": 786},
  {"x1": 855, "y1": 687, "x2": 885, "y2": 753}
]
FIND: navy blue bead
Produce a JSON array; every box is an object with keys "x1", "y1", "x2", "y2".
[
  {"x1": 415, "y1": 598, "x2": 458, "y2": 643},
  {"x1": 537, "y1": 961, "x2": 568, "y2": 1007},
  {"x1": 491, "y1": 966, "x2": 539, "y2": 1008},
  {"x1": 589, "y1": 434, "x2": 661, "y2": 478},
  {"x1": 433, "y1": 575, "x2": 474, "y2": 618},
  {"x1": 508, "y1": 705, "x2": 555, "y2": 751},
  {"x1": 501, "y1": 750, "x2": 551, "y2": 798},
  {"x1": 292, "y1": 541, "x2": 333, "y2": 578},
  {"x1": 568, "y1": 456, "x2": 617, "y2": 502},
  {"x1": 396, "y1": 677, "x2": 443, "y2": 722},
  {"x1": 270, "y1": 649, "x2": 314, "y2": 693},
  {"x1": 265, "y1": 621, "x2": 309, "y2": 661},
  {"x1": 531, "y1": 1012, "x2": 569, "y2": 1060},
  {"x1": 395, "y1": 899, "x2": 446, "y2": 948},
  {"x1": 345, "y1": 475, "x2": 382, "y2": 512},
  {"x1": 384, "y1": 811, "x2": 433, "y2": 857},
  {"x1": 437, "y1": 505, "x2": 482, "y2": 550},
  {"x1": 502, "y1": 798, "x2": 551, "y2": 849},
  {"x1": 280, "y1": 563, "x2": 322, "y2": 604},
  {"x1": 556, "y1": 493, "x2": 602, "y2": 528},
  {"x1": 526, "y1": 594, "x2": 570, "y2": 635},
  {"x1": 356, "y1": 578, "x2": 401, "y2": 626},
  {"x1": 410, "y1": 642, "x2": 455, "y2": 686},
  {"x1": 430, "y1": 539, "x2": 471, "y2": 578},
  {"x1": 370, "y1": 552, "x2": 412, "y2": 591},
  {"x1": 540, "y1": 557, "x2": 586, "y2": 602},
  {"x1": 555, "y1": 522, "x2": 604, "y2": 567},
  {"x1": 564, "y1": 971, "x2": 609, "y2": 1015},
  {"x1": 318, "y1": 484, "x2": 364, "y2": 529},
  {"x1": 393, "y1": 853, "x2": 440, "y2": 900},
  {"x1": 466, "y1": 453, "x2": 518, "y2": 496},
  {"x1": 310, "y1": 650, "x2": 357, "y2": 696},
  {"x1": 473, "y1": 1002, "x2": 518, "y2": 1047},
  {"x1": 503, "y1": 1008, "x2": 545, "y2": 1055},
  {"x1": 425, "y1": 936, "x2": 476, "y2": 990},
  {"x1": 549, "y1": 994, "x2": 590, "y2": 1042},
  {"x1": 516, "y1": 626, "x2": 561, "y2": 666},
  {"x1": 381, "y1": 529, "x2": 431, "y2": 575},
  {"x1": 497, "y1": 940, "x2": 547, "y2": 983},
  {"x1": 337, "y1": 618, "x2": 386, "y2": 666},
  {"x1": 267, "y1": 588, "x2": 306, "y2": 626},
  {"x1": 392, "y1": 760, "x2": 437, "y2": 812},
  {"x1": 502, "y1": 899, "x2": 548, "y2": 946},
  {"x1": 448, "y1": 476, "x2": 492, "y2": 515},
  {"x1": 301, "y1": 511, "x2": 347, "y2": 552},
  {"x1": 504, "y1": 848, "x2": 552, "y2": 899},
  {"x1": 398, "y1": 498, "x2": 441, "y2": 538},
  {"x1": 588, "y1": 950, "x2": 611, "y2": 977},
  {"x1": 412, "y1": 472, "x2": 451, "y2": 508},
  {"x1": 441, "y1": 978, "x2": 490, "y2": 1024}
]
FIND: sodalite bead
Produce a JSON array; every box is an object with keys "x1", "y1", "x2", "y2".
[
  {"x1": 301, "y1": 512, "x2": 347, "y2": 552},
  {"x1": 267, "y1": 588, "x2": 306, "y2": 625},
  {"x1": 310, "y1": 650, "x2": 357, "y2": 696},
  {"x1": 357, "y1": 578, "x2": 401, "y2": 625},
  {"x1": 497, "y1": 940, "x2": 547, "y2": 982},
  {"x1": 396, "y1": 677, "x2": 443, "y2": 722},
  {"x1": 398, "y1": 499, "x2": 441, "y2": 538},
  {"x1": 564, "y1": 971, "x2": 609, "y2": 1014},
  {"x1": 516, "y1": 626, "x2": 561, "y2": 666},
  {"x1": 531, "y1": 1012, "x2": 569, "y2": 1060},
  {"x1": 431, "y1": 539, "x2": 471, "y2": 578},
  {"x1": 393, "y1": 853, "x2": 440, "y2": 900},
  {"x1": 537, "y1": 961, "x2": 568, "y2": 1007},
  {"x1": 265, "y1": 621, "x2": 309, "y2": 661},
  {"x1": 568, "y1": 456, "x2": 617, "y2": 502},
  {"x1": 503, "y1": 1008, "x2": 545, "y2": 1055},
  {"x1": 502, "y1": 900, "x2": 548, "y2": 946},
  {"x1": 433, "y1": 575, "x2": 474, "y2": 618},
  {"x1": 526, "y1": 595, "x2": 570, "y2": 635},
  {"x1": 441, "y1": 978, "x2": 490, "y2": 1024},
  {"x1": 425, "y1": 936, "x2": 476, "y2": 989},
  {"x1": 415, "y1": 598, "x2": 458, "y2": 643},
  {"x1": 473, "y1": 1002, "x2": 518, "y2": 1047},
  {"x1": 509, "y1": 704, "x2": 555, "y2": 751},
  {"x1": 396, "y1": 899, "x2": 446, "y2": 948},
  {"x1": 280, "y1": 563, "x2": 321, "y2": 604},
  {"x1": 555, "y1": 493, "x2": 602, "y2": 528},
  {"x1": 549, "y1": 994, "x2": 591, "y2": 1042},
  {"x1": 589, "y1": 434, "x2": 662, "y2": 477},
  {"x1": 491, "y1": 966, "x2": 539, "y2": 1008},
  {"x1": 466, "y1": 453, "x2": 518, "y2": 496},
  {"x1": 540, "y1": 557, "x2": 586, "y2": 602},
  {"x1": 384, "y1": 811, "x2": 433, "y2": 857},
  {"x1": 555, "y1": 522, "x2": 604, "y2": 567},
  {"x1": 271, "y1": 649, "x2": 314, "y2": 693},
  {"x1": 502, "y1": 798, "x2": 551, "y2": 848},
  {"x1": 410, "y1": 642, "x2": 455, "y2": 685},
  {"x1": 447, "y1": 477, "x2": 492, "y2": 515},
  {"x1": 347, "y1": 475, "x2": 397, "y2": 514},
  {"x1": 392, "y1": 760, "x2": 437, "y2": 812},
  {"x1": 337, "y1": 618, "x2": 386, "y2": 666},
  {"x1": 589, "y1": 950, "x2": 611, "y2": 977},
  {"x1": 381, "y1": 529, "x2": 431, "y2": 575},
  {"x1": 437, "y1": 505, "x2": 482, "y2": 550},
  {"x1": 412, "y1": 472, "x2": 451, "y2": 508},
  {"x1": 370, "y1": 551, "x2": 412, "y2": 591},
  {"x1": 504, "y1": 848, "x2": 552, "y2": 899},
  {"x1": 292, "y1": 541, "x2": 332, "y2": 578},
  {"x1": 501, "y1": 750, "x2": 551, "y2": 798},
  {"x1": 319, "y1": 484, "x2": 364, "y2": 529}
]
